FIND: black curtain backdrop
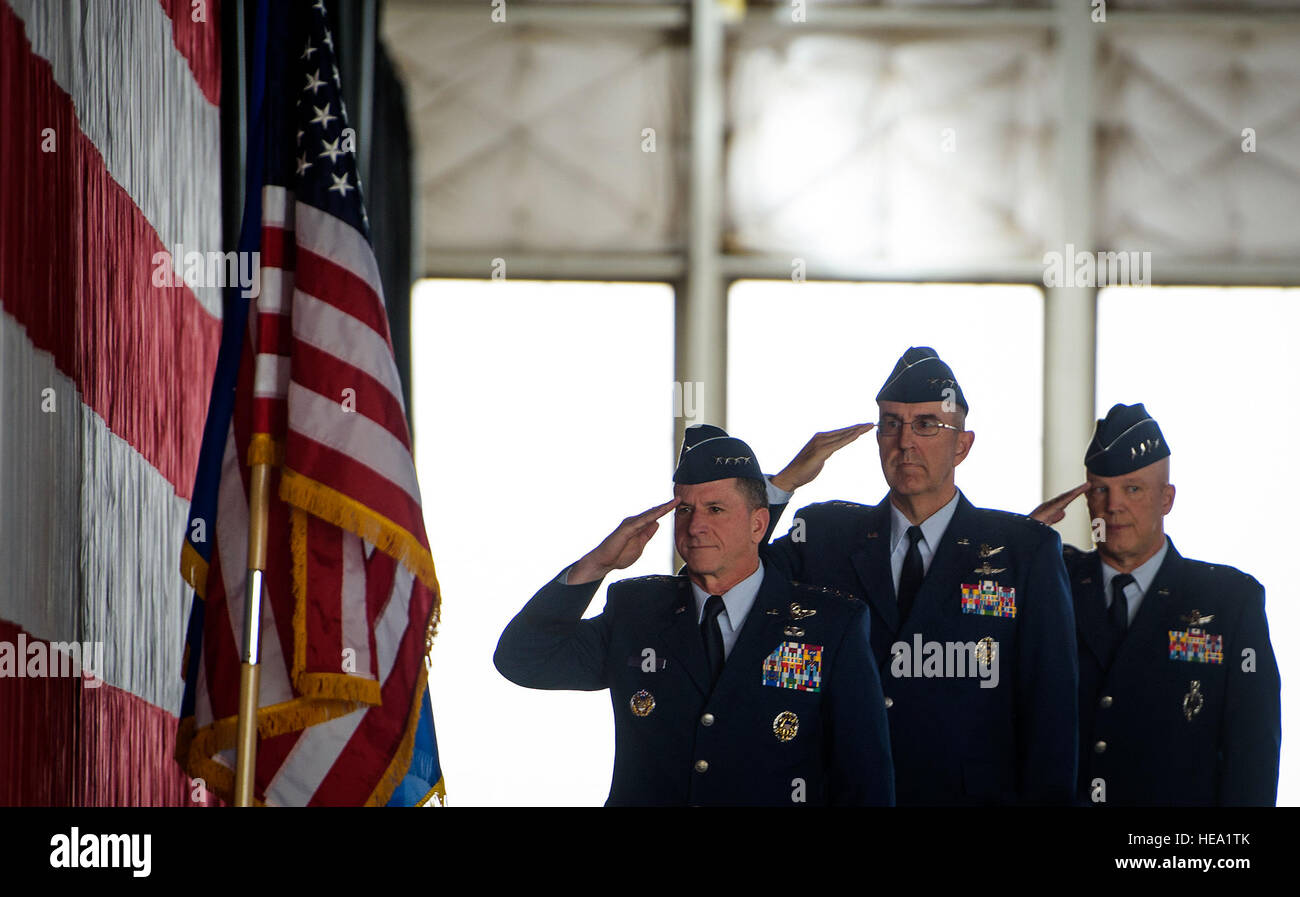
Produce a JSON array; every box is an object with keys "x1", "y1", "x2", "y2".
[{"x1": 367, "y1": 37, "x2": 415, "y2": 424}]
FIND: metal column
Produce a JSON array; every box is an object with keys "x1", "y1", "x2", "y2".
[
  {"x1": 1045, "y1": 0, "x2": 1098, "y2": 547},
  {"x1": 677, "y1": 0, "x2": 727, "y2": 454}
]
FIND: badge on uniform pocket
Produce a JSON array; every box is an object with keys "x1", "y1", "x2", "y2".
[
  {"x1": 773, "y1": 711, "x2": 799, "y2": 742},
  {"x1": 761, "y1": 641, "x2": 822, "y2": 693},
  {"x1": 1168, "y1": 629, "x2": 1223, "y2": 664},
  {"x1": 960, "y1": 580, "x2": 1016, "y2": 618},
  {"x1": 1182, "y1": 680, "x2": 1204, "y2": 721},
  {"x1": 629, "y1": 690, "x2": 656, "y2": 717}
]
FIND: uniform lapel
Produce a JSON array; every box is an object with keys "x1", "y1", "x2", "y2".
[
  {"x1": 1113, "y1": 540, "x2": 1182, "y2": 672},
  {"x1": 901, "y1": 493, "x2": 979, "y2": 635},
  {"x1": 713, "y1": 569, "x2": 790, "y2": 699},
  {"x1": 658, "y1": 576, "x2": 712, "y2": 695},
  {"x1": 1072, "y1": 552, "x2": 1111, "y2": 667},
  {"x1": 849, "y1": 499, "x2": 898, "y2": 636}
]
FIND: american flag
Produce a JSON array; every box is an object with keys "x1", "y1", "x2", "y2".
[{"x1": 178, "y1": 0, "x2": 443, "y2": 806}]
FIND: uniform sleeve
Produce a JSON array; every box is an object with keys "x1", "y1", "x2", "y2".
[
  {"x1": 825, "y1": 602, "x2": 896, "y2": 806},
  {"x1": 1014, "y1": 528, "x2": 1079, "y2": 805},
  {"x1": 492, "y1": 572, "x2": 614, "y2": 691},
  {"x1": 1219, "y1": 581, "x2": 1282, "y2": 806}
]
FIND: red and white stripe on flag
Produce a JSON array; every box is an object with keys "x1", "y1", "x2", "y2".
[{"x1": 178, "y1": 178, "x2": 439, "y2": 806}]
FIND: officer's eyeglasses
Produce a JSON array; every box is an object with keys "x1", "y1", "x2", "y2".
[{"x1": 877, "y1": 418, "x2": 961, "y2": 438}]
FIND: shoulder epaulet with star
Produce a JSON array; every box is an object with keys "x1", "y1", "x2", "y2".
[
  {"x1": 796, "y1": 499, "x2": 872, "y2": 516},
  {"x1": 976, "y1": 506, "x2": 1054, "y2": 532},
  {"x1": 792, "y1": 581, "x2": 859, "y2": 603},
  {"x1": 825, "y1": 500, "x2": 871, "y2": 511},
  {"x1": 1062, "y1": 543, "x2": 1092, "y2": 561},
  {"x1": 618, "y1": 574, "x2": 685, "y2": 586},
  {"x1": 1181, "y1": 557, "x2": 1260, "y2": 593}
]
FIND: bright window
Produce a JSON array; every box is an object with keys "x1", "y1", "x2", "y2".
[
  {"x1": 728, "y1": 280, "x2": 1045, "y2": 518},
  {"x1": 411, "y1": 279, "x2": 674, "y2": 806}
]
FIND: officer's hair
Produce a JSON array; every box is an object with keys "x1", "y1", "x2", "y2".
[{"x1": 733, "y1": 476, "x2": 769, "y2": 513}]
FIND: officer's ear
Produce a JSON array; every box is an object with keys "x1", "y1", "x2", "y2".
[
  {"x1": 750, "y1": 507, "x2": 770, "y2": 544},
  {"x1": 953, "y1": 429, "x2": 975, "y2": 466},
  {"x1": 1161, "y1": 482, "x2": 1175, "y2": 517}
]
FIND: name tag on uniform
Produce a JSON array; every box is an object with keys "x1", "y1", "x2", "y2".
[
  {"x1": 1168, "y1": 629, "x2": 1223, "y2": 664},
  {"x1": 762, "y1": 641, "x2": 822, "y2": 693},
  {"x1": 960, "y1": 580, "x2": 1016, "y2": 618}
]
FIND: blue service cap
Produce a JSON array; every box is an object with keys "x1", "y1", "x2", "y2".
[
  {"x1": 673, "y1": 427, "x2": 764, "y2": 485},
  {"x1": 677, "y1": 424, "x2": 730, "y2": 464},
  {"x1": 1085, "y1": 402, "x2": 1170, "y2": 476},
  {"x1": 876, "y1": 346, "x2": 968, "y2": 412}
]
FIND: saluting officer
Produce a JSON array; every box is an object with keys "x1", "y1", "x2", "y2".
[
  {"x1": 494, "y1": 433, "x2": 895, "y2": 806},
  {"x1": 762, "y1": 346, "x2": 1078, "y2": 806},
  {"x1": 1031, "y1": 403, "x2": 1281, "y2": 806}
]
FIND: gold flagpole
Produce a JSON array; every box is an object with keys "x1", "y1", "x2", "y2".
[{"x1": 234, "y1": 458, "x2": 272, "y2": 806}]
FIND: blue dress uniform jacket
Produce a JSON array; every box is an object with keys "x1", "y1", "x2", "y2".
[
  {"x1": 1066, "y1": 540, "x2": 1282, "y2": 806},
  {"x1": 763, "y1": 494, "x2": 1078, "y2": 806},
  {"x1": 493, "y1": 566, "x2": 895, "y2": 806}
]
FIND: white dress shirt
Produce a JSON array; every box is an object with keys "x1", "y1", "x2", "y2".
[
  {"x1": 1099, "y1": 537, "x2": 1169, "y2": 626},
  {"x1": 887, "y1": 490, "x2": 961, "y2": 596},
  {"x1": 689, "y1": 561, "x2": 765, "y2": 659}
]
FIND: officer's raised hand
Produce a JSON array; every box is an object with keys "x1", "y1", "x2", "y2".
[
  {"x1": 568, "y1": 498, "x2": 680, "y2": 585},
  {"x1": 769, "y1": 423, "x2": 875, "y2": 492},
  {"x1": 1029, "y1": 483, "x2": 1087, "y2": 525}
]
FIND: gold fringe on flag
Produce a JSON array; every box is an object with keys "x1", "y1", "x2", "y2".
[
  {"x1": 176, "y1": 690, "x2": 364, "y2": 805},
  {"x1": 420, "y1": 778, "x2": 448, "y2": 807},
  {"x1": 365, "y1": 650, "x2": 439, "y2": 807},
  {"x1": 279, "y1": 467, "x2": 440, "y2": 598},
  {"x1": 180, "y1": 540, "x2": 209, "y2": 598},
  {"x1": 246, "y1": 432, "x2": 283, "y2": 467},
  {"x1": 290, "y1": 507, "x2": 383, "y2": 706},
  {"x1": 177, "y1": 434, "x2": 445, "y2": 803}
]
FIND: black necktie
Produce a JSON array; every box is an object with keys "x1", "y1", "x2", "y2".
[
  {"x1": 897, "y1": 525, "x2": 925, "y2": 625},
  {"x1": 1104, "y1": 573, "x2": 1135, "y2": 669},
  {"x1": 1110, "y1": 574, "x2": 1134, "y2": 635},
  {"x1": 701, "y1": 595, "x2": 726, "y2": 688}
]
